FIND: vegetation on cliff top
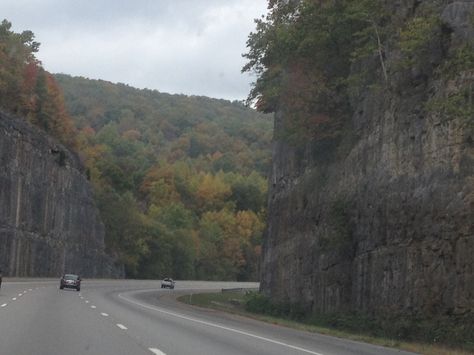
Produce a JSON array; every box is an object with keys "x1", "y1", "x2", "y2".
[
  {"x1": 243, "y1": 0, "x2": 388, "y2": 141},
  {"x1": 243, "y1": 0, "x2": 473, "y2": 141},
  {"x1": 0, "y1": 20, "x2": 76, "y2": 147}
]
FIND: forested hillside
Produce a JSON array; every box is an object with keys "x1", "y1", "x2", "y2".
[
  {"x1": 55, "y1": 74, "x2": 272, "y2": 280},
  {"x1": 1, "y1": 18, "x2": 272, "y2": 281}
]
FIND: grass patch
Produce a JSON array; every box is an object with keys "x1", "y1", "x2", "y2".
[
  {"x1": 177, "y1": 291, "x2": 247, "y2": 310},
  {"x1": 178, "y1": 291, "x2": 474, "y2": 355}
]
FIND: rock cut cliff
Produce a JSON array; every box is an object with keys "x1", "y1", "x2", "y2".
[
  {"x1": 0, "y1": 111, "x2": 119, "y2": 277},
  {"x1": 261, "y1": 0, "x2": 474, "y2": 318}
]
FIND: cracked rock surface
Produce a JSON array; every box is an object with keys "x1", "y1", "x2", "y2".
[{"x1": 0, "y1": 111, "x2": 121, "y2": 278}]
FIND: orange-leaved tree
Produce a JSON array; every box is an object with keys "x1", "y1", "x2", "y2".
[{"x1": 0, "y1": 19, "x2": 77, "y2": 148}]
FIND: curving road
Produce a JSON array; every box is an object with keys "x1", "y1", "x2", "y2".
[{"x1": 0, "y1": 279, "x2": 415, "y2": 355}]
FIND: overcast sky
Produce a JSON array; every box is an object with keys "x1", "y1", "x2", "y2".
[{"x1": 0, "y1": 0, "x2": 268, "y2": 100}]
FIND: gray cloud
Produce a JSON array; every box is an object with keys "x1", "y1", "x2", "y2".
[{"x1": 1, "y1": 0, "x2": 267, "y2": 100}]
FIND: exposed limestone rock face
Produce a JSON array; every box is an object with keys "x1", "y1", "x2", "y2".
[
  {"x1": 261, "y1": 1, "x2": 474, "y2": 317},
  {"x1": 0, "y1": 111, "x2": 120, "y2": 277},
  {"x1": 442, "y1": 1, "x2": 474, "y2": 44}
]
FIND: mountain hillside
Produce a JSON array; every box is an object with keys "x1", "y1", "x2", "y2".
[{"x1": 56, "y1": 74, "x2": 273, "y2": 280}]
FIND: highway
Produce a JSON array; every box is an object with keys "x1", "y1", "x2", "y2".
[{"x1": 0, "y1": 279, "x2": 415, "y2": 355}]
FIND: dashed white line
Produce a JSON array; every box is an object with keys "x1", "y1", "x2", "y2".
[
  {"x1": 1, "y1": 303, "x2": 7, "y2": 307},
  {"x1": 91, "y1": 305, "x2": 97, "y2": 309},
  {"x1": 28, "y1": 289, "x2": 32, "y2": 291},
  {"x1": 12, "y1": 298, "x2": 16, "y2": 301},
  {"x1": 100, "y1": 313, "x2": 109, "y2": 317},
  {"x1": 116, "y1": 323, "x2": 128, "y2": 330},
  {"x1": 18, "y1": 293, "x2": 22, "y2": 297},
  {"x1": 119, "y1": 292, "x2": 324, "y2": 355},
  {"x1": 149, "y1": 348, "x2": 167, "y2": 355},
  {"x1": 85, "y1": 300, "x2": 89, "y2": 303}
]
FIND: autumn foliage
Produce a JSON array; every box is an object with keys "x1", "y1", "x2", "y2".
[
  {"x1": 56, "y1": 74, "x2": 272, "y2": 281},
  {"x1": 0, "y1": 19, "x2": 271, "y2": 281},
  {"x1": 0, "y1": 20, "x2": 76, "y2": 147}
]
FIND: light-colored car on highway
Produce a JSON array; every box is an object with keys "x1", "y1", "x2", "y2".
[{"x1": 161, "y1": 278, "x2": 175, "y2": 289}]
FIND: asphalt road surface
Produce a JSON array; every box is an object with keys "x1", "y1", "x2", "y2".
[{"x1": 0, "y1": 279, "x2": 415, "y2": 355}]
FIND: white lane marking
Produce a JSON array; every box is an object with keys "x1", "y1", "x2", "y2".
[
  {"x1": 28, "y1": 289, "x2": 32, "y2": 291},
  {"x1": 1, "y1": 281, "x2": 56, "y2": 286},
  {"x1": 119, "y1": 292, "x2": 324, "y2": 355},
  {"x1": 149, "y1": 348, "x2": 167, "y2": 355},
  {"x1": 1, "y1": 303, "x2": 7, "y2": 307},
  {"x1": 91, "y1": 305, "x2": 97, "y2": 309},
  {"x1": 85, "y1": 300, "x2": 89, "y2": 303},
  {"x1": 12, "y1": 298, "x2": 17, "y2": 301},
  {"x1": 101, "y1": 313, "x2": 109, "y2": 317},
  {"x1": 18, "y1": 293, "x2": 22, "y2": 297},
  {"x1": 116, "y1": 323, "x2": 128, "y2": 330}
]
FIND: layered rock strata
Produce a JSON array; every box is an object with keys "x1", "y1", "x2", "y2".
[
  {"x1": 0, "y1": 111, "x2": 119, "y2": 277},
  {"x1": 261, "y1": 1, "x2": 474, "y2": 317}
]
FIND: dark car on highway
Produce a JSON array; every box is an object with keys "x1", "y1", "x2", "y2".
[{"x1": 59, "y1": 274, "x2": 81, "y2": 291}]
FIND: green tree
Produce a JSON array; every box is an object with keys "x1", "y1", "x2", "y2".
[{"x1": 243, "y1": 0, "x2": 386, "y2": 140}]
